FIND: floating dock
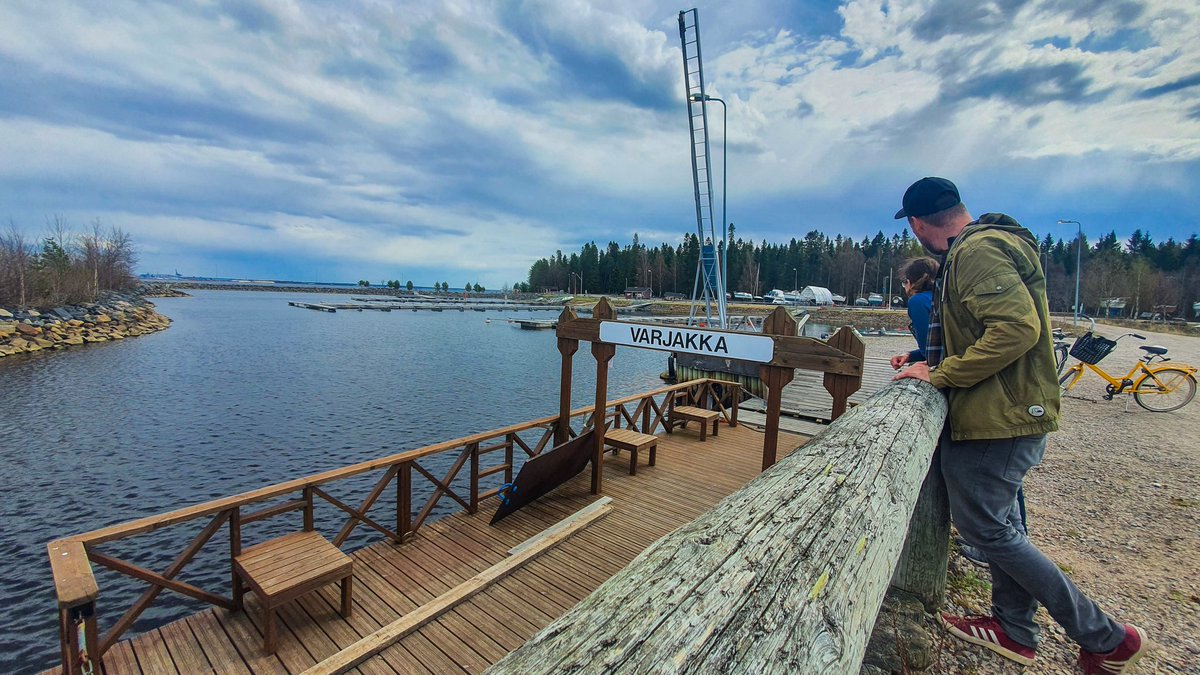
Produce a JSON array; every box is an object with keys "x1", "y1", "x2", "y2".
[{"x1": 514, "y1": 319, "x2": 558, "y2": 330}]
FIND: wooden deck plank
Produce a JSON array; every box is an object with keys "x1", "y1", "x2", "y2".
[
  {"x1": 306, "y1": 580, "x2": 422, "y2": 675},
  {"x1": 185, "y1": 611, "x2": 255, "y2": 675},
  {"x1": 318, "y1": 567, "x2": 437, "y2": 675},
  {"x1": 102, "y1": 639, "x2": 143, "y2": 675},
  {"x1": 159, "y1": 619, "x2": 215, "y2": 674},
  {"x1": 349, "y1": 548, "x2": 485, "y2": 673},
  {"x1": 129, "y1": 628, "x2": 180, "y2": 674},
  {"x1": 213, "y1": 603, "x2": 304, "y2": 675}
]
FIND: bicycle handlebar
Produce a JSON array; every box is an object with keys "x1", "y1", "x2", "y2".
[{"x1": 1131, "y1": 333, "x2": 1146, "y2": 340}]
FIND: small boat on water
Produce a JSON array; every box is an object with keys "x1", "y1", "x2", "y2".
[{"x1": 514, "y1": 319, "x2": 557, "y2": 330}]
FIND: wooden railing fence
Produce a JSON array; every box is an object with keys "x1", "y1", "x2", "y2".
[{"x1": 48, "y1": 378, "x2": 740, "y2": 674}]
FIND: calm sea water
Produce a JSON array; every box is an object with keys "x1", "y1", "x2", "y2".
[{"x1": 0, "y1": 290, "x2": 669, "y2": 674}]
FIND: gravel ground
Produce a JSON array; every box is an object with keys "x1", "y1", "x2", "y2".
[{"x1": 919, "y1": 323, "x2": 1200, "y2": 674}]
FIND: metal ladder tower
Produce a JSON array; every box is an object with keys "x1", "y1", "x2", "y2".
[{"x1": 678, "y1": 8, "x2": 727, "y2": 328}]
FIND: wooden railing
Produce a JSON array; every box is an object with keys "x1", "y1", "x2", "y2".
[
  {"x1": 488, "y1": 379, "x2": 949, "y2": 673},
  {"x1": 48, "y1": 378, "x2": 741, "y2": 674}
]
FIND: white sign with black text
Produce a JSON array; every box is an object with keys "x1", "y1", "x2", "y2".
[{"x1": 598, "y1": 321, "x2": 775, "y2": 363}]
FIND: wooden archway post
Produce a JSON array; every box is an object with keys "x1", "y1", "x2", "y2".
[
  {"x1": 555, "y1": 306, "x2": 579, "y2": 447},
  {"x1": 589, "y1": 298, "x2": 617, "y2": 495},
  {"x1": 823, "y1": 326, "x2": 866, "y2": 420},
  {"x1": 757, "y1": 307, "x2": 797, "y2": 471}
]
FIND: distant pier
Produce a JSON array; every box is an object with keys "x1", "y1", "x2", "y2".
[{"x1": 288, "y1": 300, "x2": 564, "y2": 313}]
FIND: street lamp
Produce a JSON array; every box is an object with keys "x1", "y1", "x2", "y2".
[
  {"x1": 688, "y1": 92, "x2": 728, "y2": 307},
  {"x1": 792, "y1": 267, "x2": 797, "y2": 293},
  {"x1": 1057, "y1": 219, "x2": 1083, "y2": 326},
  {"x1": 568, "y1": 271, "x2": 581, "y2": 295},
  {"x1": 646, "y1": 268, "x2": 653, "y2": 297}
]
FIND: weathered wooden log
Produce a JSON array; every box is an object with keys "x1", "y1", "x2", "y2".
[
  {"x1": 486, "y1": 379, "x2": 947, "y2": 674},
  {"x1": 890, "y1": 446, "x2": 950, "y2": 611}
]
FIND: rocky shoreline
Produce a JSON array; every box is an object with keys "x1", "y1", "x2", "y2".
[{"x1": 0, "y1": 288, "x2": 172, "y2": 359}]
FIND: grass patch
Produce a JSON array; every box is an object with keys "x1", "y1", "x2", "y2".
[{"x1": 947, "y1": 567, "x2": 991, "y2": 599}]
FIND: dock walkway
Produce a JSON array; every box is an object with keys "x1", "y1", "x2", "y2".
[
  {"x1": 53, "y1": 425, "x2": 805, "y2": 674},
  {"x1": 739, "y1": 335, "x2": 911, "y2": 425}
]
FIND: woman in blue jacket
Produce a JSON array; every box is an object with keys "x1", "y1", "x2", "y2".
[{"x1": 890, "y1": 257, "x2": 938, "y2": 369}]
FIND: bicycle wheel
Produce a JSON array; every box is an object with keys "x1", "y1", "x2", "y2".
[
  {"x1": 1133, "y1": 367, "x2": 1197, "y2": 412},
  {"x1": 1054, "y1": 344, "x2": 1069, "y2": 375},
  {"x1": 1058, "y1": 365, "x2": 1083, "y2": 393}
]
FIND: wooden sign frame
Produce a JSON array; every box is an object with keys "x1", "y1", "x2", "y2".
[{"x1": 554, "y1": 298, "x2": 865, "y2": 494}]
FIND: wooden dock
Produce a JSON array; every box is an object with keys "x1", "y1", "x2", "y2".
[
  {"x1": 513, "y1": 319, "x2": 557, "y2": 330},
  {"x1": 46, "y1": 425, "x2": 805, "y2": 674},
  {"x1": 739, "y1": 335, "x2": 910, "y2": 424}
]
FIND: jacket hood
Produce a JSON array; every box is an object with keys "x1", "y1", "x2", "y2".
[{"x1": 958, "y1": 213, "x2": 1038, "y2": 249}]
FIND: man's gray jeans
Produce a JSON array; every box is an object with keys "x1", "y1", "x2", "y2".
[{"x1": 941, "y1": 433, "x2": 1124, "y2": 653}]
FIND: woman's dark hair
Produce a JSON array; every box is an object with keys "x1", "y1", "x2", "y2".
[{"x1": 901, "y1": 257, "x2": 939, "y2": 294}]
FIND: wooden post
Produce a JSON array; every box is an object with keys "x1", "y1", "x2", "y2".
[
  {"x1": 758, "y1": 307, "x2": 797, "y2": 471},
  {"x1": 303, "y1": 487, "x2": 314, "y2": 531},
  {"x1": 230, "y1": 507, "x2": 243, "y2": 611},
  {"x1": 397, "y1": 461, "x2": 411, "y2": 542},
  {"x1": 590, "y1": 298, "x2": 617, "y2": 495},
  {"x1": 556, "y1": 306, "x2": 579, "y2": 447},
  {"x1": 730, "y1": 384, "x2": 740, "y2": 428},
  {"x1": 891, "y1": 443, "x2": 950, "y2": 611},
  {"x1": 469, "y1": 443, "x2": 480, "y2": 514},
  {"x1": 641, "y1": 396, "x2": 651, "y2": 433},
  {"x1": 504, "y1": 434, "x2": 514, "y2": 485},
  {"x1": 823, "y1": 326, "x2": 866, "y2": 420},
  {"x1": 486, "y1": 380, "x2": 948, "y2": 674}
]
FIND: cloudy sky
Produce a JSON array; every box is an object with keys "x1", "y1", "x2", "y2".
[{"x1": 1, "y1": 1, "x2": 1197, "y2": 287}]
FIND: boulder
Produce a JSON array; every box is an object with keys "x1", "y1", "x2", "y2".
[
  {"x1": 67, "y1": 319, "x2": 84, "y2": 327},
  {"x1": 860, "y1": 589, "x2": 935, "y2": 673},
  {"x1": 26, "y1": 309, "x2": 40, "y2": 318},
  {"x1": 33, "y1": 337, "x2": 54, "y2": 348},
  {"x1": 15, "y1": 323, "x2": 40, "y2": 336},
  {"x1": 0, "y1": 308, "x2": 12, "y2": 318},
  {"x1": 52, "y1": 308, "x2": 73, "y2": 320},
  {"x1": 63, "y1": 335, "x2": 84, "y2": 345},
  {"x1": 95, "y1": 313, "x2": 112, "y2": 323},
  {"x1": 0, "y1": 323, "x2": 15, "y2": 337}
]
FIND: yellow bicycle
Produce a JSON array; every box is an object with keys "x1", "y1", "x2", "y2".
[{"x1": 1058, "y1": 316, "x2": 1197, "y2": 412}]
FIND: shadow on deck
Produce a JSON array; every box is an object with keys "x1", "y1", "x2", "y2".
[{"x1": 69, "y1": 425, "x2": 807, "y2": 674}]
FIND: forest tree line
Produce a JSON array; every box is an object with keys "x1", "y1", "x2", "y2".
[
  {"x1": 527, "y1": 225, "x2": 1200, "y2": 319},
  {"x1": 0, "y1": 218, "x2": 138, "y2": 308}
]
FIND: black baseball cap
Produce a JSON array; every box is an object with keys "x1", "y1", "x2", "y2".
[{"x1": 894, "y1": 177, "x2": 960, "y2": 219}]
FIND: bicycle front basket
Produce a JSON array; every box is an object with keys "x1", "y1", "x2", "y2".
[{"x1": 1068, "y1": 332, "x2": 1117, "y2": 364}]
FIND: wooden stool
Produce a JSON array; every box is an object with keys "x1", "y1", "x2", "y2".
[
  {"x1": 604, "y1": 428, "x2": 658, "y2": 475},
  {"x1": 233, "y1": 530, "x2": 353, "y2": 652},
  {"x1": 668, "y1": 406, "x2": 721, "y2": 441}
]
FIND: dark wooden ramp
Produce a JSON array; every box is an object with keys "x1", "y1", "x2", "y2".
[{"x1": 60, "y1": 425, "x2": 807, "y2": 674}]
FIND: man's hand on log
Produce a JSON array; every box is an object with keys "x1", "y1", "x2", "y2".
[
  {"x1": 890, "y1": 353, "x2": 910, "y2": 370},
  {"x1": 893, "y1": 361, "x2": 931, "y2": 382}
]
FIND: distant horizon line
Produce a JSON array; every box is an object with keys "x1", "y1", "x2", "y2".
[{"x1": 137, "y1": 274, "x2": 496, "y2": 292}]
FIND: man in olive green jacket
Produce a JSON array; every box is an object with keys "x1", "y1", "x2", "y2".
[{"x1": 893, "y1": 177, "x2": 1146, "y2": 674}]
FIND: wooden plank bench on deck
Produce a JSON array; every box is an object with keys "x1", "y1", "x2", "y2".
[
  {"x1": 603, "y1": 428, "x2": 658, "y2": 475},
  {"x1": 233, "y1": 530, "x2": 353, "y2": 652},
  {"x1": 668, "y1": 405, "x2": 721, "y2": 441}
]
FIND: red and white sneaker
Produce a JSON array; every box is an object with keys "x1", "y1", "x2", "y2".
[
  {"x1": 1078, "y1": 624, "x2": 1148, "y2": 675},
  {"x1": 940, "y1": 613, "x2": 1037, "y2": 666}
]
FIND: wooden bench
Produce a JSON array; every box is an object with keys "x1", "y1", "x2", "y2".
[
  {"x1": 603, "y1": 428, "x2": 658, "y2": 475},
  {"x1": 668, "y1": 405, "x2": 721, "y2": 441},
  {"x1": 233, "y1": 530, "x2": 353, "y2": 652}
]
